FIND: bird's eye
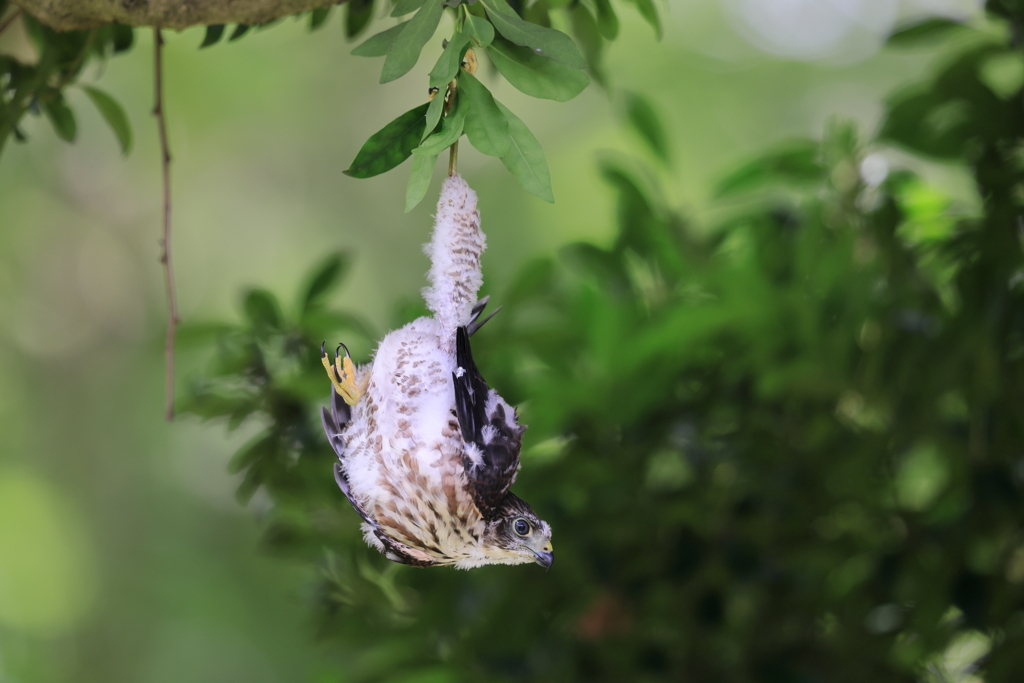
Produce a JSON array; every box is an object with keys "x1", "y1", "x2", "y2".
[{"x1": 513, "y1": 518, "x2": 530, "y2": 536}]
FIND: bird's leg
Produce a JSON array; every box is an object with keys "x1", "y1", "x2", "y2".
[{"x1": 320, "y1": 342, "x2": 367, "y2": 406}]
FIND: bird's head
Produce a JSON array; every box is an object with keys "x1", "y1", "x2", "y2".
[{"x1": 483, "y1": 494, "x2": 554, "y2": 570}]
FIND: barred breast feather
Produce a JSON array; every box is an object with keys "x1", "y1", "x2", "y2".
[{"x1": 321, "y1": 175, "x2": 543, "y2": 570}]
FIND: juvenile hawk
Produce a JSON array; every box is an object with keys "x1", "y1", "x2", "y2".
[{"x1": 320, "y1": 175, "x2": 553, "y2": 570}]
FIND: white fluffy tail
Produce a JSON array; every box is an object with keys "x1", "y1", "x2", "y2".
[{"x1": 422, "y1": 174, "x2": 486, "y2": 351}]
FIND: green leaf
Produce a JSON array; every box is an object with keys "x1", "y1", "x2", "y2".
[
  {"x1": 109, "y1": 24, "x2": 134, "y2": 53},
  {"x1": 211, "y1": 342, "x2": 262, "y2": 380},
  {"x1": 43, "y1": 95, "x2": 76, "y2": 143},
  {"x1": 200, "y1": 24, "x2": 225, "y2": 48},
  {"x1": 309, "y1": 7, "x2": 332, "y2": 30},
  {"x1": 429, "y1": 32, "x2": 472, "y2": 89},
  {"x1": 175, "y1": 321, "x2": 237, "y2": 349},
  {"x1": 481, "y1": 0, "x2": 587, "y2": 69},
  {"x1": 459, "y1": 72, "x2": 510, "y2": 156},
  {"x1": 406, "y1": 153, "x2": 437, "y2": 212},
  {"x1": 244, "y1": 288, "x2": 283, "y2": 331},
  {"x1": 381, "y1": 0, "x2": 445, "y2": 83},
  {"x1": 524, "y1": 0, "x2": 551, "y2": 28},
  {"x1": 352, "y1": 22, "x2": 407, "y2": 57},
  {"x1": 496, "y1": 101, "x2": 553, "y2": 202},
  {"x1": 593, "y1": 0, "x2": 618, "y2": 40},
  {"x1": 487, "y1": 37, "x2": 588, "y2": 102},
  {"x1": 881, "y1": 45, "x2": 1006, "y2": 161},
  {"x1": 229, "y1": 24, "x2": 250, "y2": 41},
  {"x1": 178, "y1": 386, "x2": 259, "y2": 422},
  {"x1": 630, "y1": 0, "x2": 661, "y2": 39},
  {"x1": 228, "y1": 431, "x2": 277, "y2": 474},
  {"x1": 466, "y1": 15, "x2": 495, "y2": 47},
  {"x1": 235, "y1": 466, "x2": 262, "y2": 505},
  {"x1": 345, "y1": 103, "x2": 430, "y2": 178},
  {"x1": 345, "y1": 0, "x2": 375, "y2": 39},
  {"x1": 887, "y1": 18, "x2": 966, "y2": 47},
  {"x1": 597, "y1": 159, "x2": 681, "y2": 273},
  {"x1": 560, "y1": 241, "x2": 628, "y2": 289},
  {"x1": 82, "y1": 86, "x2": 132, "y2": 155},
  {"x1": 415, "y1": 97, "x2": 467, "y2": 155},
  {"x1": 422, "y1": 89, "x2": 446, "y2": 141},
  {"x1": 980, "y1": 52, "x2": 1024, "y2": 100},
  {"x1": 302, "y1": 310, "x2": 376, "y2": 341},
  {"x1": 624, "y1": 92, "x2": 669, "y2": 167},
  {"x1": 570, "y1": 3, "x2": 603, "y2": 81},
  {"x1": 391, "y1": 0, "x2": 425, "y2": 17},
  {"x1": 301, "y1": 253, "x2": 352, "y2": 313},
  {"x1": 714, "y1": 140, "x2": 824, "y2": 197},
  {"x1": 879, "y1": 90, "x2": 970, "y2": 161},
  {"x1": 502, "y1": 256, "x2": 556, "y2": 306}
]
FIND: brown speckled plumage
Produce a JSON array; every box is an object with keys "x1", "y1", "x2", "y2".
[{"x1": 321, "y1": 176, "x2": 553, "y2": 570}]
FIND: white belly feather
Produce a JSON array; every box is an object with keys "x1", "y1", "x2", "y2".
[{"x1": 340, "y1": 318, "x2": 487, "y2": 563}]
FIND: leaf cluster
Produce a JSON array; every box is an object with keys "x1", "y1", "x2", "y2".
[
  {"x1": 0, "y1": 6, "x2": 133, "y2": 156},
  {"x1": 178, "y1": 253, "x2": 375, "y2": 510},
  {"x1": 344, "y1": 0, "x2": 661, "y2": 207}
]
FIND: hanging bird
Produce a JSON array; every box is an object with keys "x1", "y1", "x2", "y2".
[{"x1": 320, "y1": 175, "x2": 553, "y2": 570}]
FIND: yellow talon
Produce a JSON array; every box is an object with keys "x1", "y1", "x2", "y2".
[{"x1": 321, "y1": 342, "x2": 366, "y2": 406}]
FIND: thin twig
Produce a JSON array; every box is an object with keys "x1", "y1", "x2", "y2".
[
  {"x1": 153, "y1": 28, "x2": 178, "y2": 421},
  {"x1": 0, "y1": 8, "x2": 22, "y2": 36},
  {"x1": 448, "y1": 140, "x2": 458, "y2": 177}
]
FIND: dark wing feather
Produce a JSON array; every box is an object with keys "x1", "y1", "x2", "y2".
[
  {"x1": 374, "y1": 530, "x2": 439, "y2": 567},
  {"x1": 467, "y1": 296, "x2": 501, "y2": 337},
  {"x1": 321, "y1": 388, "x2": 350, "y2": 457},
  {"x1": 452, "y1": 326, "x2": 523, "y2": 518},
  {"x1": 321, "y1": 392, "x2": 371, "y2": 524},
  {"x1": 453, "y1": 327, "x2": 489, "y2": 445},
  {"x1": 322, "y1": 392, "x2": 437, "y2": 568}
]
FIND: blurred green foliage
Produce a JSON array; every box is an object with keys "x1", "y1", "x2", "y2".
[
  {"x1": 0, "y1": 3, "x2": 134, "y2": 156},
  {"x1": 177, "y1": 5, "x2": 1024, "y2": 682}
]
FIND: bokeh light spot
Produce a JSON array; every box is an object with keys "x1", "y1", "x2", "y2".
[
  {"x1": 0, "y1": 468, "x2": 97, "y2": 634},
  {"x1": 895, "y1": 443, "x2": 949, "y2": 511},
  {"x1": 724, "y1": 0, "x2": 897, "y2": 61}
]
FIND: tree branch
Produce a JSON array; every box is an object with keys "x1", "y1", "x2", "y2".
[
  {"x1": 153, "y1": 28, "x2": 178, "y2": 421},
  {"x1": 13, "y1": 0, "x2": 345, "y2": 32}
]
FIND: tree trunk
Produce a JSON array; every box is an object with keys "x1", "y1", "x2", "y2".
[{"x1": 12, "y1": 0, "x2": 344, "y2": 32}]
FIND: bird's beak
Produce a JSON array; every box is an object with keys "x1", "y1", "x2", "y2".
[
  {"x1": 532, "y1": 550, "x2": 554, "y2": 570},
  {"x1": 531, "y1": 540, "x2": 554, "y2": 570}
]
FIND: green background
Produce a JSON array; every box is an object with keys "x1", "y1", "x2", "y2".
[{"x1": 0, "y1": 1, "x2": 1015, "y2": 681}]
